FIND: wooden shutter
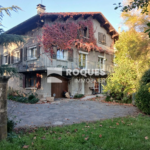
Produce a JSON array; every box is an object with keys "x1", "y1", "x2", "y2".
[
  {"x1": 8, "y1": 53, "x2": 10, "y2": 64},
  {"x1": 36, "y1": 73, "x2": 41, "y2": 89},
  {"x1": 11, "y1": 52, "x2": 14, "y2": 64},
  {"x1": 36, "y1": 43, "x2": 40, "y2": 58},
  {"x1": 24, "y1": 47, "x2": 27, "y2": 61},
  {"x1": 103, "y1": 34, "x2": 106, "y2": 45},
  {"x1": 0, "y1": 55, "x2": 2, "y2": 66},
  {"x1": 20, "y1": 49, "x2": 22, "y2": 62},
  {"x1": 98, "y1": 32, "x2": 103, "y2": 44},
  {"x1": 68, "y1": 49, "x2": 73, "y2": 62},
  {"x1": 23, "y1": 74, "x2": 26, "y2": 88},
  {"x1": 52, "y1": 46, "x2": 57, "y2": 59}
]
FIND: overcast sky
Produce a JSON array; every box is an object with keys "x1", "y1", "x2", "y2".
[{"x1": 1, "y1": 0, "x2": 122, "y2": 32}]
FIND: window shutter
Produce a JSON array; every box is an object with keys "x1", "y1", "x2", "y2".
[
  {"x1": 0, "y1": 55, "x2": 2, "y2": 66},
  {"x1": 36, "y1": 43, "x2": 40, "y2": 58},
  {"x1": 98, "y1": 32, "x2": 103, "y2": 44},
  {"x1": 11, "y1": 52, "x2": 14, "y2": 64},
  {"x1": 20, "y1": 49, "x2": 22, "y2": 62},
  {"x1": 103, "y1": 34, "x2": 106, "y2": 45},
  {"x1": 24, "y1": 47, "x2": 27, "y2": 61},
  {"x1": 8, "y1": 53, "x2": 10, "y2": 64},
  {"x1": 36, "y1": 73, "x2": 41, "y2": 89},
  {"x1": 68, "y1": 49, "x2": 73, "y2": 62},
  {"x1": 52, "y1": 46, "x2": 57, "y2": 59},
  {"x1": 23, "y1": 74, "x2": 26, "y2": 88}
]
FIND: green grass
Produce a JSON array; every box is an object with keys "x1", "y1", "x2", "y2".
[{"x1": 1, "y1": 114, "x2": 150, "y2": 150}]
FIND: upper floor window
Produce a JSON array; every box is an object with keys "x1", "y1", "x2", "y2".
[
  {"x1": 98, "y1": 32, "x2": 106, "y2": 45},
  {"x1": 98, "y1": 56, "x2": 105, "y2": 70},
  {"x1": 83, "y1": 27, "x2": 88, "y2": 37},
  {"x1": 77, "y1": 27, "x2": 88, "y2": 39},
  {"x1": 57, "y1": 49, "x2": 68, "y2": 61},
  {"x1": 79, "y1": 51, "x2": 88, "y2": 69},
  {"x1": 27, "y1": 46, "x2": 37, "y2": 60},
  {"x1": 14, "y1": 51, "x2": 20, "y2": 63},
  {"x1": 3, "y1": 55, "x2": 8, "y2": 65}
]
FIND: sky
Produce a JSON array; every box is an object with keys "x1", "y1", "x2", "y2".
[{"x1": 1, "y1": 0, "x2": 122, "y2": 32}]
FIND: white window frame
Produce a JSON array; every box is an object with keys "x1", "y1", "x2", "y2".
[
  {"x1": 13, "y1": 50, "x2": 20, "y2": 63},
  {"x1": 79, "y1": 51, "x2": 88, "y2": 69},
  {"x1": 98, "y1": 55, "x2": 105, "y2": 70},
  {"x1": 3, "y1": 54, "x2": 8, "y2": 65},
  {"x1": 27, "y1": 46, "x2": 37, "y2": 60}
]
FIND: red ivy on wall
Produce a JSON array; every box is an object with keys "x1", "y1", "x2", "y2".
[{"x1": 40, "y1": 18, "x2": 110, "y2": 57}]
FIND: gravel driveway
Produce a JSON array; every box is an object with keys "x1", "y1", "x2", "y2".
[{"x1": 7, "y1": 99, "x2": 139, "y2": 128}]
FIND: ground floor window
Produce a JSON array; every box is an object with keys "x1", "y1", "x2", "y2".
[{"x1": 25, "y1": 73, "x2": 41, "y2": 89}]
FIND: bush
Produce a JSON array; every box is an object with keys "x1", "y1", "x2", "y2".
[
  {"x1": 28, "y1": 94, "x2": 36, "y2": 101},
  {"x1": 29, "y1": 97, "x2": 39, "y2": 104},
  {"x1": 136, "y1": 69, "x2": 150, "y2": 114},
  {"x1": 74, "y1": 94, "x2": 84, "y2": 99},
  {"x1": 136, "y1": 83, "x2": 150, "y2": 114},
  {"x1": 7, "y1": 118, "x2": 15, "y2": 133}
]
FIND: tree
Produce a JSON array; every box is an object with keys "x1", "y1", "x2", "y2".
[
  {"x1": 0, "y1": 5, "x2": 24, "y2": 46},
  {"x1": 114, "y1": 0, "x2": 150, "y2": 36},
  {"x1": 103, "y1": 30, "x2": 150, "y2": 102},
  {"x1": 0, "y1": 5, "x2": 24, "y2": 141}
]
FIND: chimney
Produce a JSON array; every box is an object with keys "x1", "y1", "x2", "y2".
[{"x1": 36, "y1": 4, "x2": 46, "y2": 14}]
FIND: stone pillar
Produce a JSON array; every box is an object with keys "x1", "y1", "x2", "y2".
[{"x1": 0, "y1": 76, "x2": 10, "y2": 140}]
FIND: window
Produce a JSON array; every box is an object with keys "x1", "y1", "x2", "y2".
[
  {"x1": 27, "y1": 47, "x2": 37, "y2": 60},
  {"x1": 98, "y1": 32, "x2": 106, "y2": 45},
  {"x1": 14, "y1": 51, "x2": 20, "y2": 63},
  {"x1": 79, "y1": 52, "x2": 87, "y2": 69},
  {"x1": 83, "y1": 27, "x2": 88, "y2": 37},
  {"x1": 98, "y1": 56, "x2": 104, "y2": 70},
  {"x1": 3, "y1": 55, "x2": 8, "y2": 64},
  {"x1": 26, "y1": 74, "x2": 37, "y2": 88},
  {"x1": 57, "y1": 49, "x2": 68, "y2": 60}
]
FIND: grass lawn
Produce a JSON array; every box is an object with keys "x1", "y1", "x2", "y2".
[{"x1": 1, "y1": 114, "x2": 150, "y2": 150}]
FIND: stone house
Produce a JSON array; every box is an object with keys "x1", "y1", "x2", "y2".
[{"x1": 0, "y1": 4, "x2": 119, "y2": 98}]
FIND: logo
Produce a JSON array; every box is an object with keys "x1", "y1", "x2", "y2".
[{"x1": 47, "y1": 68, "x2": 62, "y2": 83}]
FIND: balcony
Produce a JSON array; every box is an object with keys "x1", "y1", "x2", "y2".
[{"x1": 9, "y1": 54, "x2": 113, "y2": 73}]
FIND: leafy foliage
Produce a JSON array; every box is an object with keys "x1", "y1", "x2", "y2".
[
  {"x1": 74, "y1": 94, "x2": 84, "y2": 99},
  {"x1": 0, "y1": 65, "x2": 17, "y2": 76},
  {"x1": 103, "y1": 30, "x2": 150, "y2": 103},
  {"x1": 7, "y1": 118, "x2": 15, "y2": 133},
  {"x1": 40, "y1": 18, "x2": 112, "y2": 57},
  {"x1": 136, "y1": 69, "x2": 150, "y2": 114},
  {"x1": 114, "y1": 0, "x2": 150, "y2": 14},
  {"x1": 0, "y1": 5, "x2": 25, "y2": 46}
]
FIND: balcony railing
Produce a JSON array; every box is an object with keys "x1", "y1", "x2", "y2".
[{"x1": 9, "y1": 54, "x2": 114, "y2": 73}]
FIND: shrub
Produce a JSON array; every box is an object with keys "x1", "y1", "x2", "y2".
[
  {"x1": 7, "y1": 118, "x2": 15, "y2": 133},
  {"x1": 74, "y1": 94, "x2": 84, "y2": 99},
  {"x1": 28, "y1": 94, "x2": 36, "y2": 101},
  {"x1": 29, "y1": 97, "x2": 39, "y2": 104},
  {"x1": 105, "y1": 95, "x2": 111, "y2": 102},
  {"x1": 136, "y1": 83, "x2": 150, "y2": 114}
]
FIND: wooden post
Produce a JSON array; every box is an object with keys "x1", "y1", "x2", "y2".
[{"x1": 0, "y1": 76, "x2": 10, "y2": 140}]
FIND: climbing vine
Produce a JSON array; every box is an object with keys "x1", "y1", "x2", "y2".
[{"x1": 40, "y1": 17, "x2": 111, "y2": 57}]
